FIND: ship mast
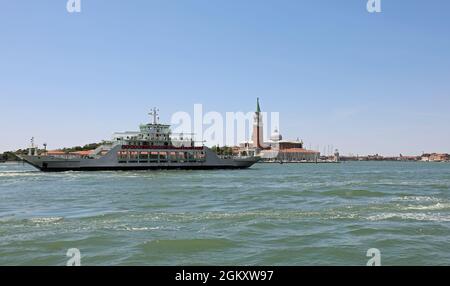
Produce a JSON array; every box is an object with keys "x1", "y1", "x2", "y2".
[
  {"x1": 149, "y1": 107, "x2": 159, "y2": 124},
  {"x1": 28, "y1": 137, "x2": 38, "y2": 156}
]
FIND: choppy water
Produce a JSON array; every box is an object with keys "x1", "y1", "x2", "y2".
[{"x1": 0, "y1": 161, "x2": 449, "y2": 265}]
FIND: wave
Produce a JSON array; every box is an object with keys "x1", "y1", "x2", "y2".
[
  {"x1": 320, "y1": 189, "x2": 387, "y2": 197},
  {"x1": 27, "y1": 217, "x2": 64, "y2": 224},
  {"x1": 139, "y1": 238, "x2": 236, "y2": 253},
  {"x1": 396, "y1": 196, "x2": 442, "y2": 202},
  {"x1": 0, "y1": 171, "x2": 42, "y2": 178},
  {"x1": 112, "y1": 225, "x2": 161, "y2": 232},
  {"x1": 401, "y1": 203, "x2": 450, "y2": 211},
  {"x1": 126, "y1": 210, "x2": 361, "y2": 222},
  {"x1": 366, "y1": 213, "x2": 450, "y2": 222}
]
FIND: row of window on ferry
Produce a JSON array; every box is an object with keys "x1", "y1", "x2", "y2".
[{"x1": 117, "y1": 151, "x2": 206, "y2": 163}]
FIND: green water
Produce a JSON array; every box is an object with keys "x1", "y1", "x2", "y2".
[{"x1": 0, "y1": 162, "x2": 449, "y2": 265}]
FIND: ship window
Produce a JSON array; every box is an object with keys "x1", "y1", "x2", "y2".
[
  {"x1": 159, "y1": 152, "x2": 168, "y2": 162},
  {"x1": 192, "y1": 152, "x2": 199, "y2": 162},
  {"x1": 150, "y1": 152, "x2": 158, "y2": 162},
  {"x1": 117, "y1": 151, "x2": 128, "y2": 160},
  {"x1": 196, "y1": 152, "x2": 206, "y2": 162},
  {"x1": 187, "y1": 152, "x2": 196, "y2": 162},
  {"x1": 169, "y1": 152, "x2": 177, "y2": 163},
  {"x1": 178, "y1": 152, "x2": 186, "y2": 163},
  {"x1": 129, "y1": 151, "x2": 138, "y2": 160},
  {"x1": 139, "y1": 151, "x2": 149, "y2": 162}
]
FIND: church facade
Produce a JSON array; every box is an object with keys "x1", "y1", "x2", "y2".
[{"x1": 238, "y1": 98, "x2": 320, "y2": 162}]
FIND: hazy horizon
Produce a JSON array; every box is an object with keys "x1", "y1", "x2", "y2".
[{"x1": 1, "y1": 1, "x2": 450, "y2": 156}]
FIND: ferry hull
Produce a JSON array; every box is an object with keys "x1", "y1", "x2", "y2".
[
  {"x1": 19, "y1": 148, "x2": 259, "y2": 172},
  {"x1": 32, "y1": 165, "x2": 254, "y2": 172}
]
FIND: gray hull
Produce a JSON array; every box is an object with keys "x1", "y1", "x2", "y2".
[{"x1": 20, "y1": 146, "x2": 259, "y2": 172}]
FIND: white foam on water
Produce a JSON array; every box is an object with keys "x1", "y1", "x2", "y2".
[
  {"x1": 402, "y1": 203, "x2": 450, "y2": 211},
  {"x1": 329, "y1": 212, "x2": 359, "y2": 220},
  {"x1": 28, "y1": 217, "x2": 64, "y2": 224},
  {"x1": 396, "y1": 196, "x2": 441, "y2": 202},
  {"x1": 367, "y1": 213, "x2": 450, "y2": 222},
  {"x1": 0, "y1": 172, "x2": 41, "y2": 178},
  {"x1": 126, "y1": 226, "x2": 160, "y2": 231}
]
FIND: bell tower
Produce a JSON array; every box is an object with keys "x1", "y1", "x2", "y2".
[{"x1": 252, "y1": 98, "x2": 264, "y2": 150}]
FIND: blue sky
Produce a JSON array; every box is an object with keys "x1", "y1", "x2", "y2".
[{"x1": 1, "y1": 0, "x2": 449, "y2": 155}]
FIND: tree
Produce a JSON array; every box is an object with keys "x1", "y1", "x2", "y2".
[{"x1": 211, "y1": 145, "x2": 234, "y2": 156}]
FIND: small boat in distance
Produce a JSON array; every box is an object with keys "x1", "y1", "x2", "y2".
[{"x1": 20, "y1": 109, "x2": 259, "y2": 172}]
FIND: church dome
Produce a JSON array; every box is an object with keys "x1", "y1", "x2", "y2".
[{"x1": 270, "y1": 129, "x2": 282, "y2": 141}]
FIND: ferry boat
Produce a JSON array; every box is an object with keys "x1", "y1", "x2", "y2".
[{"x1": 20, "y1": 109, "x2": 259, "y2": 172}]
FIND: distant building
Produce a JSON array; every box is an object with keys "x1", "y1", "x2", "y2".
[
  {"x1": 398, "y1": 154, "x2": 420, "y2": 161},
  {"x1": 238, "y1": 98, "x2": 320, "y2": 162},
  {"x1": 421, "y1": 153, "x2": 449, "y2": 162},
  {"x1": 334, "y1": 149, "x2": 340, "y2": 162}
]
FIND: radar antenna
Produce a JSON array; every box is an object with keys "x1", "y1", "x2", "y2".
[{"x1": 149, "y1": 107, "x2": 160, "y2": 124}]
